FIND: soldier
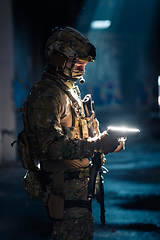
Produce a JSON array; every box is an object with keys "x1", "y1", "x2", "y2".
[{"x1": 22, "y1": 27, "x2": 122, "y2": 239}]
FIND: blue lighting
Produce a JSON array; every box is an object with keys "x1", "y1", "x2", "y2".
[
  {"x1": 90, "y1": 20, "x2": 111, "y2": 29},
  {"x1": 158, "y1": 76, "x2": 160, "y2": 87}
]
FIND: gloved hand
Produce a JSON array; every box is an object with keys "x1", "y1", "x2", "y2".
[{"x1": 90, "y1": 131, "x2": 123, "y2": 154}]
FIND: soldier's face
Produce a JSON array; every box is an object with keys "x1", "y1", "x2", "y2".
[
  {"x1": 73, "y1": 59, "x2": 87, "y2": 71},
  {"x1": 66, "y1": 58, "x2": 87, "y2": 70}
]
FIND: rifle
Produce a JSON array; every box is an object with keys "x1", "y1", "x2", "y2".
[
  {"x1": 82, "y1": 94, "x2": 106, "y2": 226},
  {"x1": 88, "y1": 151, "x2": 106, "y2": 226},
  {"x1": 82, "y1": 95, "x2": 141, "y2": 226}
]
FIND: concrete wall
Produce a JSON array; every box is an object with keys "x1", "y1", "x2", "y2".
[{"x1": 0, "y1": 0, "x2": 16, "y2": 164}]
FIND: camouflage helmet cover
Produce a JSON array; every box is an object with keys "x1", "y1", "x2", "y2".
[{"x1": 45, "y1": 26, "x2": 96, "y2": 62}]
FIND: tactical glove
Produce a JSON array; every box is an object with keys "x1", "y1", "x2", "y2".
[{"x1": 88, "y1": 131, "x2": 122, "y2": 155}]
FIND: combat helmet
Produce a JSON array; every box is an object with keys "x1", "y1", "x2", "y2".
[{"x1": 45, "y1": 26, "x2": 96, "y2": 81}]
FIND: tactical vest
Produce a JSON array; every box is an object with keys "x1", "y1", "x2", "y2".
[
  {"x1": 20, "y1": 78, "x2": 99, "y2": 167},
  {"x1": 14, "y1": 76, "x2": 102, "y2": 204}
]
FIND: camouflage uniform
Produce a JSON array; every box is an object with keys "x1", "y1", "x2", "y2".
[
  {"x1": 23, "y1": 26, "x2": 120, "y2": 239},
  {"x1": 52, "y1": 212, "x2": 94, "y2": 239},
  {"x1": 26, "y1": 69, "x2": 95, "y2": 239}
]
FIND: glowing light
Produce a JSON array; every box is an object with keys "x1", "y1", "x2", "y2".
[
  {"x1": 90, "y1": 20, "x2": 111, "y2": 29},
  {"x1": 107, "y1": 126, "x2": 140, "y2": 133},
  {"x1": 158, "y1": 76, "x2": 160, "y2": 106}
]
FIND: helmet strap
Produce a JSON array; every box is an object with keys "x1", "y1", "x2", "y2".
[
  {"x1": 71, "y1": 58, "x2": 77, "y2": 68},
  {"x1": 68, "y1": 57, "x2": 77, "y2": 80}
]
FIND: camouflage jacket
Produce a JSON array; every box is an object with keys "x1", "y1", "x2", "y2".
[{"x1": 26, "y1": 70, "x2": 95, "y2": 172}]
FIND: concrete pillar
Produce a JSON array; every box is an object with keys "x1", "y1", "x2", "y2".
[{"x1": 0, "y1": 0, "x2": 16, "y2": 164}]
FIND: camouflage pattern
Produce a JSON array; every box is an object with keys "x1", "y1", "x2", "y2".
[
  {"x1": 45, "y1": 26, "x2": 96, "y2": 63},
  {"x1": 64, "y1": 168, "x2": 90, "y2": 218},
  {"x1": 25, "y1": 69, "x2": 95, "y2": 239},
  {"x1": 23, "y1": 169, "x2": 42, "y2": 199},
  {"x1": 52, "y1": 211, "x2": 94, "y2": 240},
  {"x1": 26, "y1": 71, "x2": 95, "y2": 166}
]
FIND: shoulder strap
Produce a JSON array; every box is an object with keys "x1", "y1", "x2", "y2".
[{"x1": 41, "y1": 71, "x2": 84, "y2": 118}]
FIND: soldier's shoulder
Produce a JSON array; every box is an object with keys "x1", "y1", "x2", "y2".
[
  {"x1": 30, "y1": 80, "x2": 64, "y2": 99},
  {"x1": 33, "y1": 79, "x2": 61, "y2": 93},
  {"x1": 27, "y1": 80, "x2": 64, "y2": 107}
]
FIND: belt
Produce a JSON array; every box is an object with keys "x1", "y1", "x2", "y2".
[{"x1": 64, "y1": 200, "x2": 92, "y2": 212}]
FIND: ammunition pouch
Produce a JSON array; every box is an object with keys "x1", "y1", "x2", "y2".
[
  {"x1": 17, "y1": 130, "x2": 36, "y2": 169},
  {"x1": 23, "y1": 169, "x2": 42, "y2": 199}
]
